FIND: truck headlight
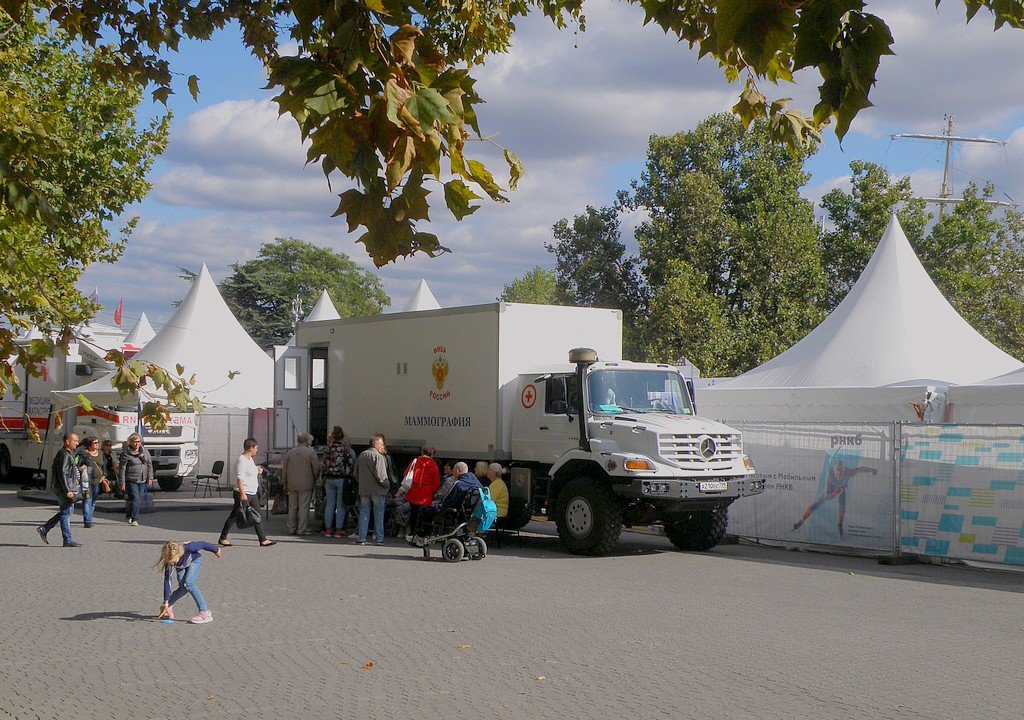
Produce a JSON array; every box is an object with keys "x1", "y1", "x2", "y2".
[
  {"x1": 184, "y1": 449, "x2": 198, "y2": 460},
  {"x1": 742, "y1": 455, "x2": 754, "y2": 471},
  {"x1": 624, "y1": 458, "x2": 656, "y2": 472}
]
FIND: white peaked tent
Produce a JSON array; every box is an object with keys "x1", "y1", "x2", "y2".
[
  {"x1": 701, "y1": 214, "x2": 1022, "y2": 421},
  {"x1": 281, "y1": 290, "x2": 340, "y2": 348},
  {"x1": 305, "y1": 289, "x2": 341, "y2": 322},
  {"x1": 400, "y1": 279, "x2": 441, "y2": 312},
  {"x1": 54, "y1": 265, "x2": 273, "y2": 409},
  {"x1": 122, "y1": 312, "x2": 156, "y2": 349}
]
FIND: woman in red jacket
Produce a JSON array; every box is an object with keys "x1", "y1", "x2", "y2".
[{"x1": 403, "y1": 445, "x2": 440, "y2": 542}]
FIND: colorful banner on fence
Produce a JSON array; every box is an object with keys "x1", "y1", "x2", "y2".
[
  {"x1": 728, "y1": 422, "x2": 897, "y2": 552},
  {"x1": 900, "y1": 425, "x2": 1024, "y2": 565}
]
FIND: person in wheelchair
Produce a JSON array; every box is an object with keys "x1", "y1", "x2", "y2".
[{"x1": 410, "y1": 461, "x2": 481, "y2": 544}]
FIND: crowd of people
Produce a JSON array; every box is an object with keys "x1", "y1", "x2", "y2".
[
  {"x1": 35, "y1": 430, "x2": 159, "y2": 547},
  {"x1": 32, "y1": 426, "x2": 514, "y2": 625}
]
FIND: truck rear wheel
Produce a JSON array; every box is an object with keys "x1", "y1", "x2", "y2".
[
  {"x1": 0, "y1": 445, "x2": 11, "y2": 483},
  {"x1": 665, "y1": 507, "x2": 728, "y2": 552},
  {"x1": 554, "y1": 478, "x2": 623, "y2": 556},
  {"x1": 157, "y1": 477, "x2": 183, "y2": 492}
]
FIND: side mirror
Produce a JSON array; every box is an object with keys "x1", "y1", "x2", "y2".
[{"x1": 550, "y1": 399, "x2": 574, "y2": 421}]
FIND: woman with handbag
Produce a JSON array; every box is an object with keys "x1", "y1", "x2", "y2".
[
  {"x1": 218, "y1": 437, "x2": 276, "y2": 547},
  {"x1": 322, "y1": 426, "x2": 355, "y2": 538},
  {"x1": 77, "y1": 436, "x2": 107, "y2": 529},
  {"x1": 403, "y1": 445, "x2": 440, "y2": 542}
]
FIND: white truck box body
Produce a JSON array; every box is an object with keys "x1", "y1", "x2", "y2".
[{"x1": 296, "y1": 303, "x2": 622, "y2": 459}]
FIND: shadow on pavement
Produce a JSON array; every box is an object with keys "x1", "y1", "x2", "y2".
[{"x1": 62, "y1": 610, "x2": 149, "y2": 622}]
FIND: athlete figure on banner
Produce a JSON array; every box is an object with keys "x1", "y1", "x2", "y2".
[{"x1": 792, "y1": 456, "x2": 878, "y2": 538}]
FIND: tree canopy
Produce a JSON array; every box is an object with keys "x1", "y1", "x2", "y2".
[
  {"x1": 625, "y1": 114, "x2": 825, "y2": 375},
  {"x1": 0, "y1": 14, "x2": 183, "y2": 428},
  {"x1": 498, "y1": 266, "x2": 558, "y2": 304},
  {"x1": 2, "y1": 1, "x2": 1020, "y2": 268},
  {"x1": 183, "y1": 237, "x2": 390, "y2": 349}
]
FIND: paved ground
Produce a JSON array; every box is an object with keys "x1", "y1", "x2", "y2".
[{"x1": 0, "y1": 486, "x2": 1021, "y2": 720}]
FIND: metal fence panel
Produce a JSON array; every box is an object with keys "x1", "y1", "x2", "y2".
[
  {"x1": 900, "y1": 424, "x2": 1024, "y2": 565},
  {"x1": 729, "y1": 422, "x2": 897, "y2": 553}
]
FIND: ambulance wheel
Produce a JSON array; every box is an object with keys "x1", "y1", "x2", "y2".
[
  {"x1": 157, "y1": 477, "x2": 183, "y2": 492},
  {"x1": 442, "y1": 538, "x2": 465, "y2": 563}
]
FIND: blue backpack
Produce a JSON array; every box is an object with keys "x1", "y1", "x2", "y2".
[{"x1": 472, "y1": 487, "x2": 498, "y2": 532}]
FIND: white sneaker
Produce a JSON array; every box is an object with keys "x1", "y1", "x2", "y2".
[
  {"x1": 188, "y1": 610, "x2": 213, "y2": 624},
  {"x1": 130, "y1": 519, "x2": 139, "y2": 526}
]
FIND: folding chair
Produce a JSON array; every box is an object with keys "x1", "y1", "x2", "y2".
[{"x1": 192, "y1": 460, "x2": 226, "y2": 498}]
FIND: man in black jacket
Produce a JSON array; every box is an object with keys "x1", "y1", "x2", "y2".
[{"x1": 37, "y1": 433, "x2": 83, "y2": 547}]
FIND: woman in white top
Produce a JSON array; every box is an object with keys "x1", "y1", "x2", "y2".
[{"x1": 218, "y1": 438, "x2": 276, "y2": 547}]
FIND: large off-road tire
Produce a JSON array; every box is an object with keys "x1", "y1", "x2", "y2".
[
  {"x1": 0, "y1": 445, "x2": 11, "y2": 483},
  {"x1": 554, "y1": 478, "x2": 623, "y2": 556},
  {"x1": 158, "y1": 476, "x2": 183, "y2": 492},
  {"x1": 665, "y1": 507, "x2": 728, "y2": 552}
]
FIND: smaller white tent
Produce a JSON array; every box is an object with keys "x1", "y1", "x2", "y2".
[
  {"x1": 400, "y1": 279, "x2": 441, "y2": 312},
  {"x1": 946, "y1": 365, "x2": 1024, "y2": 423},
  {"x1": 55, "y1": 265, "x2": 273, "y2": 409},
  {"x1": 305, "y1": 289, "x2": 341, "y2": 322},
  {"x1": 122, "y1": 312, "x2": 156, "y2": 350},
  {"x1": 701, "y1": 215, "x2": 1021, "y2": 422}
]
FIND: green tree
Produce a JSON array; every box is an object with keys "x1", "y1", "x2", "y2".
[
  {"x1": 546, "y1": 206, "x2": 647, "y2": 356},
  {"x1": 823, "y1": 168, "x2": 1024, "y2": 359},
  {"x1": 625, "y1": 114, "x2": 825, "y2": 375},
  {"x1": 499, "y1": 266, "x2": 558, "y2": 304},
  {"x1": 4, "y1": 1, "x2": 1019, "y2": 268},
  {"x1": 819, "y1": 161, "x2": 928, "y2": 308},
  {"x1": 184, "y1": 238, "x2": 390, "y2": 349},
  {"x1": 0, "y1": 15, "x2": 186, "y2": 429}
]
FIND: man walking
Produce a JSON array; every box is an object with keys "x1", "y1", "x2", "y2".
[
  {"x1": 355, "y1": 433, "x2": 389, "y2": 545},
  {"x1": 119, "y1": 432, "x2": 153, "y2": 526},
  {"x1": 283, "y1": 433, "x2": 320, "y2": 536},
  {"x1": 37, "y1": 433, "x2": 83, "y2": 547}
]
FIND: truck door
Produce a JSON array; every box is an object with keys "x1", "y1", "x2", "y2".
[
  {"x1": 513, "y1": 374, "x2": 580, "y2": 463},
  {"x1": 308, "y1": 347, "x2": 328, "y2": 445}
]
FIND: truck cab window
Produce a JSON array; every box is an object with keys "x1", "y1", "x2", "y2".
[{"x1": 545, "y1": 375, "x2": 580, "y2": 415}]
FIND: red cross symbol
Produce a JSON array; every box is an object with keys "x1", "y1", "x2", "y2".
[{"x1": 521, "y1": 384, "x2": 537, "y2": 409}]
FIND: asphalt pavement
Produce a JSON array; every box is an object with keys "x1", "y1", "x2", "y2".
[{"x1": 0, "y1": 486, "x2": 1021, "y2": 719}]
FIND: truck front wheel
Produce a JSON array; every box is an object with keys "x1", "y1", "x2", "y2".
[
  {"x1": 157, "y1": 477, "x2": 183, "y2": 492},
  {"x1": 665, "y1": 507, "x2": 728, "y2": 552},
  {"x1": 554, "y1": 478, "x2": 623, "y2": 556}
]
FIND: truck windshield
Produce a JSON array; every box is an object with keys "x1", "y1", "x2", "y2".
[{"x1": 586, "y1": 369, "x2": 693, "y2": 415}]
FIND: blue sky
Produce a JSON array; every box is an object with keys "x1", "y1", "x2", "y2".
[{"x1": 79, "y1": 0, "x2": 1024, "y2": 334}]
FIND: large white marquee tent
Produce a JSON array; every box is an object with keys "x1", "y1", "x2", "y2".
[
  {"x1": 699, "y1": 215, "x2": 1021, "y2": 422},
  {"x1": 54, "y1": 265, "x2": 273, "y2": 409}
]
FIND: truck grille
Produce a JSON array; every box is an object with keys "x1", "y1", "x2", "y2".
[
  {"x1": 658, "y1": 433, "x2": 741, "y2": 469},
  {"x1": 149, "y1": 448, "x2": 180, "y2": 459}
]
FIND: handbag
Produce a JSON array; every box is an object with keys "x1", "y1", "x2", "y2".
[
  {"x1": 236, "y1": 501, "x2": 262, "y2": 529},
  {"x1": 100, "y1": 478, "x2": 112, "y2": 494},
  {"x1": 400, "y1": 460, "x2": 415, "y2": 492},
  {"x1": 255, "y1": 479, "x2": 269, "y2": 508}
]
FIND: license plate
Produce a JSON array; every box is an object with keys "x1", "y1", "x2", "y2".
[{"x1": 699, "y1": 481, "x2": 728, "y2": 493}]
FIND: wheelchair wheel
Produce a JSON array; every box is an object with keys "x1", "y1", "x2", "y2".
[
  {"x1": 466, "y1": 536, "x2": 487, "y2": 560},
  {"x1": 442, "y1": 538, "x2": 465, "y2": 563}
]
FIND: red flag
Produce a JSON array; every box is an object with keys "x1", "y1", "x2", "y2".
[{"x1": 114, "y1": 297, "x2": 124, "y2": 326}]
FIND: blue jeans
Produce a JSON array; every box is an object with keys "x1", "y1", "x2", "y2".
[
  {"x1": 324, "y1": 478, "x2": 348, "y2": 531},
  {"x1": 43, "y1": 501, "x2": 75, "y2": 545},
  {"x1": 358, "y1": 495, "x2": 386, "y2": 543},
  {"x1": 168, "y1": 557, "x2": 208, "y2": 613},
  {"x1": 127, "y1": 482, "x2": 146, "y2": 522},
  {"x1": 82, "y1": 483, "x2": 102, "y2": 525}
]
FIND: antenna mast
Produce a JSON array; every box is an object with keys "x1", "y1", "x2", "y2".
[{"x1": 891, "y1": 115, "x2": 1014, "y2": 215}]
